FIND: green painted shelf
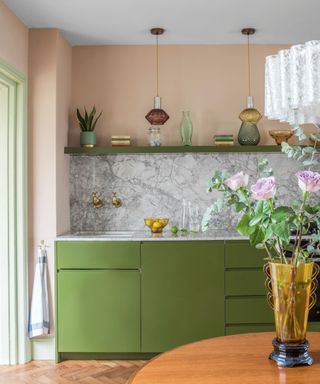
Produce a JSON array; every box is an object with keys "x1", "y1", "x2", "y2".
[{"x1": 64, "y1": 146, "x2": 282, "y2": 155}]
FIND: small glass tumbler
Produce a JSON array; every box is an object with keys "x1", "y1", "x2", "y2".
[
  {"x1": 188, "y1": 202, "x2": 200, "y2": 232},
  {"x1": 148, "y1": 126, "x2": 161, "y2": 147}
]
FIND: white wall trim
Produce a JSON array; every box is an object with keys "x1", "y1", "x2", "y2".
[
  {"x1": 0, "y1": 57, "x2": 30, "y2": 364},
  {"x1": 31, "y1": 337, "x2": 55, "y2": 360}
]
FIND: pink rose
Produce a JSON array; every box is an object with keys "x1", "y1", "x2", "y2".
[
  {"x1": 251, "y1": 177, "x2": 276, "y2": 200},
  {"x1": 296, "y1": 170, "x2": 320, "y2": 192},
  {"x1": 224, "y1": 171, "x2": 249, "y2": 191}
]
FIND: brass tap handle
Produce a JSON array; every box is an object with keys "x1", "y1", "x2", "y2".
[
  {"x1": 92, "y1": 192, "x2": 103, "y2": 209},
  {"x1": 112, "y1": 192, "x2": 122, "y2": 208}
]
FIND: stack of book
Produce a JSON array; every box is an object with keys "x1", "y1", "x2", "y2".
[
  {"x1": 213, "y1": 134, "x2": 234, "y2": 146},
  {"x1": 111, "y1": 135, "x2": 131, "y2": 147}
]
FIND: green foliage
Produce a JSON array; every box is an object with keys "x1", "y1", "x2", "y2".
[
  {"x1": 281, "y1": 124, "x2": 320, "y2": 166},
  {"x1": 77, "y1": 106, "x2": 102, "y2": 132},
  {"x1": 258, "y1": 159, "x2": 273, "y2": 177},
  {"x1": 291, "y1": 124, "x2": 307, "y2": 141},
  {"x1": 201, "y1": 197, "x2": 225, "y2": 231}
]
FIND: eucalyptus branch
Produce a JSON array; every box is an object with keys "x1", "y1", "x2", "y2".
[{"x1": 308, "y1": 131, "x2": 318, "y2": 170}]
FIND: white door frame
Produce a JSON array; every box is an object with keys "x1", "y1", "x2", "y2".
[{"x1": 0, "y1": 58, "x2": 30, "y2": 364}]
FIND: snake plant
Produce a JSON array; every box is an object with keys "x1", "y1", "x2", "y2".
[{"x1": 77, "y1": 106, "x2": 102, "y2": 132}]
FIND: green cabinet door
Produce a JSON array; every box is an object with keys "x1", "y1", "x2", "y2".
[
  {"x1": 57, "y1": 270, "x2": 140, "y2": 352},
  {"x1": 141, "y1": 241, "x2": 224, "y2": 352}
]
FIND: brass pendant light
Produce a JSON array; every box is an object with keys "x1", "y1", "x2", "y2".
[
  {"x1": 145, "y1": 28, "x2": 170, "y2": 125},
  {"x1": 238, "y1": 28, "x2": 262, "y2": 145}
]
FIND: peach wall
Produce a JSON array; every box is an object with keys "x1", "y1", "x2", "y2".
[
  {"x1": 28, "y1": 29, "x2": 72, "y2": 337},
  {"x1": 0, "y1": 0, "x2": 28, "y2": 74},
  {"x1": 28, "y1": 29, "x2": 58, "y2": 333},
  {"x1": 56, "y1": 32, "x2": 71, "y2": 235},
  {"x1": 71, "y1": 44, "x2": 310, "y2": 146}
]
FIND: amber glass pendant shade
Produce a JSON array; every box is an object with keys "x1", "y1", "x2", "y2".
[
  {"x1": 239, "y1": 106, "x2": 262, "y2": 124},
  {"x1": 238, "y1": 28, "x2": 262, "y2": 146}
]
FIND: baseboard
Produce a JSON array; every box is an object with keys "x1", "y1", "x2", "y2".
[{"x1": 31, "y1": 337, "x2": 55, "y2": 360}]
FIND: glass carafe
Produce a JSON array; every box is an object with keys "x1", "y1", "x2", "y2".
[{"x1": 148, "y1": 126, "x2": 161, "y2": 146}]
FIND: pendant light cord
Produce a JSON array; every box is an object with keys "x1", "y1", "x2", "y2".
[
  {"x1": 247, "y1": 34, "x2": 251, "y2": 96},
  {"x1": 156, "y1": 33, "x2": 159, "y2": 96}
]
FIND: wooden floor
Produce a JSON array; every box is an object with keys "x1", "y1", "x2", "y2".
[{"x1": 0, "y1": 360, "x2": 146, "y2": 384}]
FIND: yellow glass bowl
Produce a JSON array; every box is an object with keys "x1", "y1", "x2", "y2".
[
  {"x1": 144, "y1": 218, "x2": 169, "y2": 233},
  {"x1": 269, "y1": 130, "x2": 293, "y2": 145}
]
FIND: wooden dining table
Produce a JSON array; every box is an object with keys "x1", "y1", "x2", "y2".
[{"x1": 128, "y1": 332, "x2": 320, "y2": 384}]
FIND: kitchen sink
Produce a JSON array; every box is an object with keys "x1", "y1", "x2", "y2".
[{"x1": 73, "y1": 231, "x2": 134, "y2": 238}]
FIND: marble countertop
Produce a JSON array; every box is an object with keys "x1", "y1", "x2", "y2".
[{"x1": 56, "y1": 229, "x2": 246, "y2": 241}]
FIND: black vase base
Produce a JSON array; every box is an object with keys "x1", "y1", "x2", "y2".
[{"x1": 269, "y1": 338, "x2": 313, "y2": 367}]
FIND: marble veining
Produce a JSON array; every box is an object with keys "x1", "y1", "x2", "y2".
[{"x1": 69, "y1": 152, "x2": 315, "y2": 232}]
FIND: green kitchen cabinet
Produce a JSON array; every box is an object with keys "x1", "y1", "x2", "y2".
[
  {"x1": 141, "y1": 241, "x2": 225, "y2": 352},
  {"x1": 56, "y1": 241, "x2": 141, "y2": 355}
]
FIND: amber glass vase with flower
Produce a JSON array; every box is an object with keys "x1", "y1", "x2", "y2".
[{"x1": 202, "y1": 162, "x2": 320, "y2": 367}]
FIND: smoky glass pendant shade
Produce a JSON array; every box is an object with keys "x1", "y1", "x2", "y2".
[
  {"x1": 145, "y1": 97, "x2": 169, "y2": 125},
  {"x1": 238, "y1": 96, "x2": 261, "y2": 145},
  {"x1": 238, "y1": 122, "x2": 261, "y2": 145},
  {"x1": 145, "y1": 28, "x2": 169, "y2": 126}
]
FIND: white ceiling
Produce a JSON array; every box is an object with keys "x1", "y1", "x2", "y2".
[{"x1": 3, "y1": 0, "x2": 320, "y2": 46}]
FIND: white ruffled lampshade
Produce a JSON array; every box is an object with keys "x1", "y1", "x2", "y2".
[{"x1": 265, "y1": 40, "x2": 320, "y2": 125}]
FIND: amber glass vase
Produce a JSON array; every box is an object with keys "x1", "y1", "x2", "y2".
[{"x1": 268, "y1": 262, "x2": 315, "y2": 343}]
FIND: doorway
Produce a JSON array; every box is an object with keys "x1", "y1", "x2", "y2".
[{"x1": 0, "y1": 60, "x2": 29, "y2": 364}]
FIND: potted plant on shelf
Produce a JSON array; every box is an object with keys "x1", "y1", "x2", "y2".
[
  {"x1": 202, "y1": 160, "x2": 320, "y2": 367},
  {"x1": 77, "y1": 106, "x2": 102, "y2": 147}
]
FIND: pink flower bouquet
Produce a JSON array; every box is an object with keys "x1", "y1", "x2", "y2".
[{"x1": 202, "y1": 160, "x2": 320, "y2": 265}]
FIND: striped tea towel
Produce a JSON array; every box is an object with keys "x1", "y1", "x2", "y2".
[{"x1": 28, "y1": 247, "x2": 50, "y2": 338}]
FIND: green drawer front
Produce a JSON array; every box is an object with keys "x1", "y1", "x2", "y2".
[
  {"x1": 226, "y1": 324, "x2": 274, "y2": 335},
  {"x1": 225, "y1": 269, "x2": 266, "y2": 296},
  {"x1": 226, "y1": 297, "x2": 274, "y2": 324},
  {"x1": 56, "y1": 241, "x2": 140, "y2": 269},
  {"x1": 225, "y1": 241, "x2": 266, "y2": 268},
  {"x1": 308, "y1": 322, "x2": 320, "y2": 332},
  {"x1": 226, "y1": 323, "x2": 320, "y2": 335}
]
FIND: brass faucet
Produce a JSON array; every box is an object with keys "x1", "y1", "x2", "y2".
[
  {"x1": 112, "y1": 192, "x2": 122, "y2": 208},
  {"x1": 92, "y1": 192, "x2": 103, "y2": 208}
]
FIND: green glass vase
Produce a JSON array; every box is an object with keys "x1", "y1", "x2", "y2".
[{"x1": 180, "y1": 111, "x2": 193, "y2": 146}]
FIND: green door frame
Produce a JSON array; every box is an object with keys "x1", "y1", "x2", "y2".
[{"x1": 0, "y1": 58, "x2": 30, "y2": 364}]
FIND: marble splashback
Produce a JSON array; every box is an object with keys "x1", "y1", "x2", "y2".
[{"x1": 69, "y1": 152, "x2": 309, "y2": 232}]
